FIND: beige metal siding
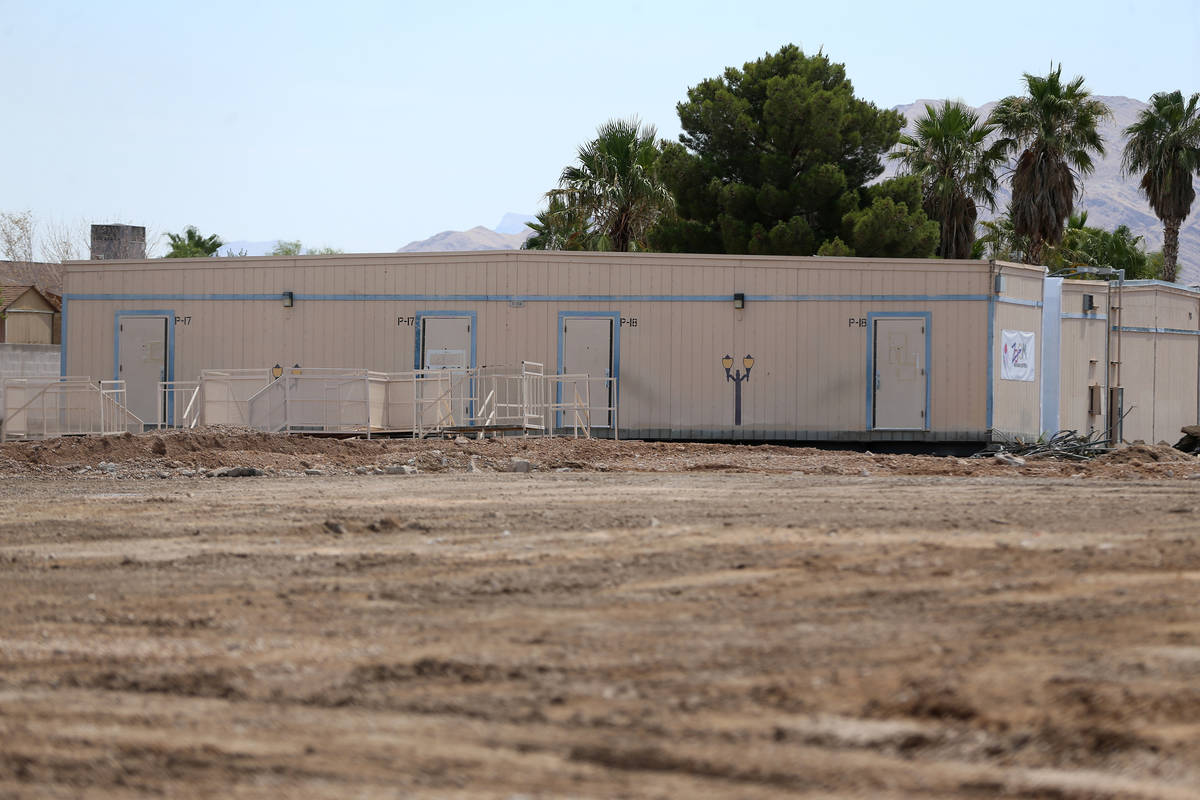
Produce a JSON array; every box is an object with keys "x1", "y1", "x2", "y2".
[
  {"x1": 1057, "y1": 281, "x2": 1109, "y2": 435},
  {"x1": 3, "y1": 288, "x2": 58, "y2": 345},
  {"x1": 65, "y1": 253, "x2": 1005, "y2": 439},
  {"x1": 1116, "y1": 284, "x2": 1200, "y2": 443},
  {"x1": 991, "y1": 264, "x2": 1047, "y2": 437},
  {"x1": 5, "y1": 311, "x2": 54, "y2": 345}
]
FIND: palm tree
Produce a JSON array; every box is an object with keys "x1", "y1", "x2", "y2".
[
  {"x1": 1121, "y1": 90, "x2": 1200, "y2": 282},
  {"x1": 548, "y1": 117, "x2": 675, "y2": 252},
  {"x1": 165, "y1": 226, "x2": 223, "y2": 258},
  {"x1": 522, "y1": 195, "x2": 595, "y2": 251},
  {"x1": 890, "y1": 101, "x2": 1007, "y2": 259},
  {"x1": 988, "y1": 66, "x2": 1110, "y2": 265}
]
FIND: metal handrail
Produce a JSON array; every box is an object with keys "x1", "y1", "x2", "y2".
[
  {"x1": 1, "y1": 377, "x2": 143, "y2": 441},
  {"x1": 192, "y1": 363, "x2": 618, "y2": 439}
]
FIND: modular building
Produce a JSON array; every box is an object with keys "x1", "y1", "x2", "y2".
[{"x1": 57, "y1": 251, "x2": 1200, "y2": 444}]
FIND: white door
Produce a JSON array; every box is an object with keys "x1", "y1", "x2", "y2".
[
  {"x1": 420, "y1": 316, "x2": 471, "y2": 425},
  {"x1": 873, "y1": 317, "x2": 926, "y2": 430},
  {"x1": 117, "y1": 316, "x2": 168, "y2": 426},
  {"x1": 561, "y1": 317, "x2": 613, "y2": 427}
]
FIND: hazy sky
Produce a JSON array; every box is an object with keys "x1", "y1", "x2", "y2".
[{"x1": 3, "y1": 0, "x2": 1198, "y2": 254}]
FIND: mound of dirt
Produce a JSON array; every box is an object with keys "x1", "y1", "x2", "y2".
[
  {"x1": 0, "y1": 427, "x2": 1197, "y2": 481},
  {"x1": 1093, "y1": 442, "x2": 1197, "y2": 464}
]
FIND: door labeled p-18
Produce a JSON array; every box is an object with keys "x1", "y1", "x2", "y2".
[
  {"x1": 873, "y1": 317, "x2": 926, "y2": 430},
  {"x1": 561, "y1": 316, "x2": 614, "y2": 427}
]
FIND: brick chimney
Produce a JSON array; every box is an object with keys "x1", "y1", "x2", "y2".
[{"x1": 90, "y1": 224, "x2": 146, "y2": 260}]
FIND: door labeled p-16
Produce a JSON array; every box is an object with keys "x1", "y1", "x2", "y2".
[{"x1": 872, "y1": 317, "x2": 927, "y2": 430}]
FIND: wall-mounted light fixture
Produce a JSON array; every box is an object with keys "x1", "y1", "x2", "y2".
[
  {"x1": 291, "y1": 363, "x2": 302, "y2": 375},
  {"x1": 272, "y1": 363, "x2": 283, "y2": 380},
  {"x1": 721, "y1": 353, "x2": 755, "y2": 425},
  {"x1": 733, "y1": 292, "x2": 745, "y2": 309},
  {"x1": 282, "y1": 291, "x2": 294, "y2": 308}
]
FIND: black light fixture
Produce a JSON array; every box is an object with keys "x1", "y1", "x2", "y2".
[
  {"x1": 291, "y1": 363, "x2": 302, "y2": 375},
  {"x1": 282, "y1": 291, "x2": 294, "y2": 308},
  {"x1": 272, "y1": 363, "x2": 283, "y2": 380},
  {"x1": 733, "y1": 292, "x2": 745, "y2": 309}
]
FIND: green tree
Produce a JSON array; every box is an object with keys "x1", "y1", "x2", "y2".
[
  {"x1": 1043, "y1": 211, "x2": 1152, "y2": 276},
  {"x1": 988, "y1": 66, "x2": 1110, "y2": 265},
  {"x1": 522, "y1": 195, "x2": 595, "y2": 251},
  {"x1": 836, "y1": 176, "x2": 939, "y2": 258},
  {"x1": 547, "y1": 117, "x2": 674, "y2": 252},
  {"x1": 973, "y1": 206, "x2": 1029, "y2": 262},
  {"x1": 165, "y1": 226, "x2": 223, "y2": 258},
  {"x1": 650, "y1": 44, "x2": 904, "y2": 255},
  {"x1": 1121, "y1": 90, "x2": 1200, "y2": 282},
  {"x1": 270, "y1": 240, "x2": 344, "y2": 256},
  {"x1": 890, "y1": 101, "x2": 1006, "y2": 259}
]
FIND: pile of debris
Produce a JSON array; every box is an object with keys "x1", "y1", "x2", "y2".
[
  {"x1": 1174, "y1": 425, "x2": 1200, "y2": 455},
  {"x1": 978, "y1": 428, "x2": 1113, "y2": 463}
]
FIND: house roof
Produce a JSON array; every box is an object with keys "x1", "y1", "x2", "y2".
[
  {"x1": 0, "y1": 283, "x2": 59, "y2": 313},
  {"x1": 0, "y1": 261, "x2": 63, "y2": 295}
]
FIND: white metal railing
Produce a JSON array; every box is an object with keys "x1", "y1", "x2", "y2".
[
  {"x1": 2, "y1": 377, "x2": 143, "y2": 441},
  {"x1": 155, "y1": 381, "x2": 201, "y2": 429},
  {"x1": 192, "y1": 363, "x2": 617, "y2": 439},
  {"x1": 0, "y1": 367, "x2": 617, "y2": 441},
  {"x1": 547, "y1": 373, "x2": 619, "y2": 439},
  {"x1": 383, "y1": 369, "x2": 470, "y2": 437},
  {"x1": 468, "y1": 361, "x2": 548, "y2": 432},
  {"x1": 199, "y1": 368, "x2": 272, "y2": 427},
  {"x1": 246, "y1": 369, "x2": 388, "y2": 435}
]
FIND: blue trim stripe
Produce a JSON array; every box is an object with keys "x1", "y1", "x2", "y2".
[
  {"x1": 997, "y1": 297, "x2": 1043, "y2": 308},
  {"x1": 1061, "y1": 313, "x2": 1107, "y2": 321},
  {"x1": 1115, "y1": 325, "x2": 1200, "y2": 336},
  {"x1": 749, "y1": 294, "x2": 986, "y2": 303},
  {"x1": 65, "y1": 292, "x2": 992, "y2": 304},
  {"x1": 72, "y1": 293, "x2": 283, "y2": 302},
  {"x1": 865, "y1": 311, "x2": 932, "y2": 432}
]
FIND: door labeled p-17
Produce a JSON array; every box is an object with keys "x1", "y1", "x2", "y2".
[
  {"x1": 420, "y1": 316, "x2": 471, "y2": 425},
  {"x1": 873, "y1": 317, "x2": 926, "y2": 430},
  {"x1": 117, "y1": 316, "x2": 168, "y2": 427},
  {"x1": 561, "y1": 316, "x2": 614, "y2": 427}
]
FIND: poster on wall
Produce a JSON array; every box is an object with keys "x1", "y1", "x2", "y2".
[{"x1": 1001, "y1": 330, "x2": 1036, "y2": 381}]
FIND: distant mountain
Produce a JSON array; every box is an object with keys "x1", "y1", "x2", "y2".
[
  {"x1": 397, "y1": 222, "x2": 532, "y2": 252},
  {"x1": 887, "y1": 96, "x2": 1200, "y2": 284},
  {"x1": 494, "y1": 213, "x2": 536, "y2": 235}
]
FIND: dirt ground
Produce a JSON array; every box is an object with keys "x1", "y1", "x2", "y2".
[{"x1": 1, "y1": 429, "x2": 1199, "y2": 798}]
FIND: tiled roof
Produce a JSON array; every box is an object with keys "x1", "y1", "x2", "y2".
[
  {"x1": 0, "y1": 283, "x2": 57, "y2": 312},
  {"x1": 0, "y1": 261, "x2": 63, "y2": 295}
]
